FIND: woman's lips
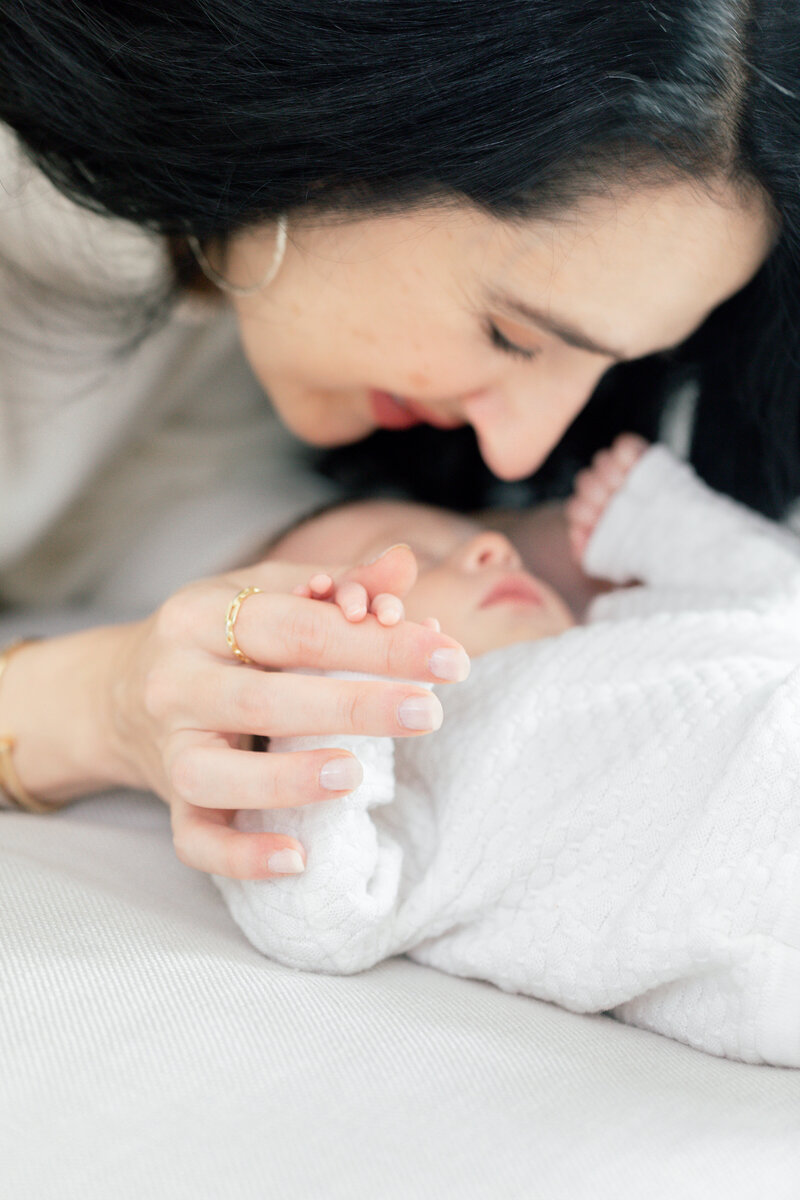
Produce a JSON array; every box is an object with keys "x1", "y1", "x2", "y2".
[
  {"x1": 369, "y1": 390, "x2": 422, "y2": 430},
  {"x1": 480, "y1": 573, "x2": 544, "y2": 609},
  {"x1": 369, "y1": 390, "x2": 465, "y2": 431}
]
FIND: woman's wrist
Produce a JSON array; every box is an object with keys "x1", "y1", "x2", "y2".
[{"x1": 0, "y1": 623, "x2": 144, "y2": 804}]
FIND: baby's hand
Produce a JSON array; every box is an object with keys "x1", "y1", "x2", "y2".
[
  {"x1": 566, "y1": 433, "x2": 649, "y2": 563},
  {"x1": 292, "y1": 546, "x2": 440, "y2": 630},
  {"x1": 294, "y1": 572, "x2": 408, "y2": 627}
]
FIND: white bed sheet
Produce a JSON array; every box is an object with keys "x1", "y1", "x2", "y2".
[{"x1": 3, "y1": 788, "x2": 800, "y2": 1200}]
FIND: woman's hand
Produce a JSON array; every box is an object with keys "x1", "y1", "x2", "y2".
[{"x1": 101, "y1": 545, "x2": 469, "y2": 880}]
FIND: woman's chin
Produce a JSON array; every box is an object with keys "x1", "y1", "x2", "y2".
[{"x1": 271, "y1": 398, "x2": 375, "y2": 448}]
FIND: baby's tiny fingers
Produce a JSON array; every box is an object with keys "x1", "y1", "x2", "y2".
[
  {"x1": 371, "y1": 592, "x2": 405, "y2": 627},
  {"x1": 309, "y1": 573, "x2": 335, "y2": 598},
  {"x1": 421, "y1": 617, "x2": 441, "y2": 632},
  {"x1": 335, "y1": 580, "x2": 369, "y2": 621},
  {"x1": 611, "y1": 432, "x2": 649, "y2": 467}
]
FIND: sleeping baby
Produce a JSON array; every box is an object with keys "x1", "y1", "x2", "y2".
[{"x1": 212, "y1": 436, "x2": 800, "y2": 1068}]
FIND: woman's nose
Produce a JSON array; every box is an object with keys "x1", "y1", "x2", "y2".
[
  {"x1": 462, "y1": 364, "x2": 609, "y2": 481},
  {"x1": 456, "y1": 531, "x2": 522, "y2": 573}
]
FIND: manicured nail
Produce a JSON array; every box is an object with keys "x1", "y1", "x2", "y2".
[
  {"x1": 319, "y1": 757, "x2": 364, "y2": 792},
  {"x1": 363, "y1": 542, "x2": 411, "y2": 566},
  {"x1": 428, "y1": 647, "x2": 471, "y2": 682},
  {"x1": 397, "y1": 694, "x2": 443, "y2": 731},
  {"x1": 267, "y1": 849, "x2": 305, "y2": 875}
]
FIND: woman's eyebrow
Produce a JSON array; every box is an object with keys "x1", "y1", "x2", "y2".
[{"x1": 485, "y1": 288, "x2": 627, "y2": 361}]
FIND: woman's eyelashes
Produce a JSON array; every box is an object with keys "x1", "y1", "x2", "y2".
[{"x1": 486, "y1": 321, "x2": 541, "y2": 361}]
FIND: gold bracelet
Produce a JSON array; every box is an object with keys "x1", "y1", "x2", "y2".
[{"x1": 0, "y1": 638, "x2": 66, "y2": 814}]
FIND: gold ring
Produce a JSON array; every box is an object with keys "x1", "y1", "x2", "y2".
[{"x1": 225, "y1": 586, "x2": 263, "y2": 664}]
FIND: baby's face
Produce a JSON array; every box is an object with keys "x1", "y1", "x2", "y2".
[{"x1": 271, "y1": 500, "x2": 575, "y2": 656}]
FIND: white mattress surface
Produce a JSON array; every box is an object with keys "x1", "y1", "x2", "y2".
[{"x1": 3, "y1": 789, "x2": 800, "y2": 1200}]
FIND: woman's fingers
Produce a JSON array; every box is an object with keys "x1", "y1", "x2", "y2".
[
  {"x1": 169, "y1": 665, "x2": 444, "y2": 738},
  {"x1": 167, "y1": 737, "x2": 364, "y2": 810},
  {"x1": 179, "y1": 585, "x2": 469, "y2": 682},
  {"x1": 170, "y1": 795, "x2": 308, "y2": 880}
]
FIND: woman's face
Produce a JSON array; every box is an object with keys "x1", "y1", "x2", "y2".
[{"x1": 225, "y1": 177, "x2": 775, "y2": 481}]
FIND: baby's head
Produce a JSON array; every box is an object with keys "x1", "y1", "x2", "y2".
[{"x1": 268, "y1": 499, "x2": 575, "y2": 657}]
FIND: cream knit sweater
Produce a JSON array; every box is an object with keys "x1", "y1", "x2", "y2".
[{"x1": 0, "y1": 124, "x2": 335, "y2": 616}]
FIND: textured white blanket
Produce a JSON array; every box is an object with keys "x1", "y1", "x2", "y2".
[{"x1": 214, "y1": 447, "x2": 800, "y2": 1066}]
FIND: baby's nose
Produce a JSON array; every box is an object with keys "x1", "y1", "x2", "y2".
[{"x1": 458, "y1": 531, "x2": 522, "y2": 573}]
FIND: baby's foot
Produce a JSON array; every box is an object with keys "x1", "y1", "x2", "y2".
[{"x1": 566, "y1": 433, "x2": 649, "y2": 563}]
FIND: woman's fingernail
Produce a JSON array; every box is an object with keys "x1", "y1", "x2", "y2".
[
  {"x1": 363, "y1": 542, "x2": 411, "y2": 566},
  {"x1": 319, "y1": 757, "x2": 364, "y2": 792},
  {"x1": 267, "y1": 849, "x2": 305, "y2": 875},
  {"x1": 428, "y1": 647, "x2": 471, "y2": 682},
  {"x1": 398, "y1": 694, "x2": 443, "y2": 731}
]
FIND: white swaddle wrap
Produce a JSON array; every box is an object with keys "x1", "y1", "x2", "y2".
[{"x1": 214, "y1": 447, "x2": 800, "y2": 1066}]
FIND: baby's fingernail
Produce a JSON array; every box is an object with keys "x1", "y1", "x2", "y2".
[
  {"x1": 398, "y1": 694, "x2": 443, "y2": 731},
  {"x1": 422, "y1": 617, "x2": 441, "y2": 632},
  {"x1": 309, "y1": 573, "x2": 333, "y2": 594},
  {"x1": 428, "y1": 647, "x2": 471, "y2": 682},
  {"x1": 363, "y1": 542, "x2": 411, "y2": 566},
  {"x1": 375, "y1": 594, "x2": 404, "y2": 625},
  {"x1": 267, "y1": 849, "x2": 305, "y2": 875},
  {"x1": 319, "y1": 757, "x2": 364, "y2": 792}
]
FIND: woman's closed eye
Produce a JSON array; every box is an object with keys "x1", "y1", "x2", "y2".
[{"x1": 486, "y1": 321, "x2": 541, "y2": 362}]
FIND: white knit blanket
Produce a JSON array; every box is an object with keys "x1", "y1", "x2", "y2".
[{"x1": 214, "y1": 447, "x2": 800, "y2": 1066}]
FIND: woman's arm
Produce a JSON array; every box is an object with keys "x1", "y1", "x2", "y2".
[{"x1": 0, "y1": 625, "x2": 130, "y2": 804}]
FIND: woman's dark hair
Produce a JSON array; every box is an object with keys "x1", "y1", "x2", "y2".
[{"x1": 3, "y1": 1, "x2": 800, "y2": 515}]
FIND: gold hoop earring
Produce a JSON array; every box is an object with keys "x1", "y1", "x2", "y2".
[{"x1": 188, "y1": 215, "x2": 288, "y2": 297}]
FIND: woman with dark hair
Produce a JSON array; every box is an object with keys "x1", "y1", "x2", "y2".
[{"x1": 0, "y1": 1, "x2": 794, "y2": 882}]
